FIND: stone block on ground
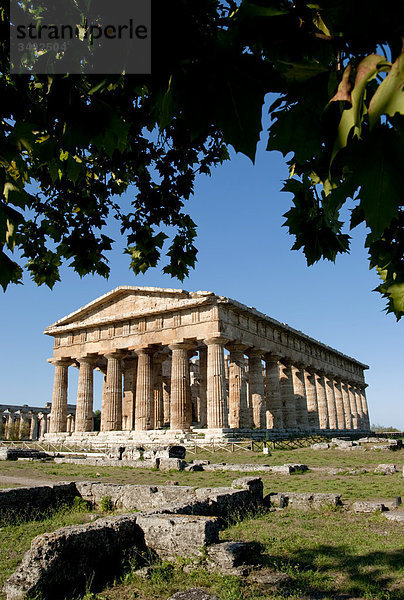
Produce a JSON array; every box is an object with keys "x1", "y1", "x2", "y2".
[
  {"x1": 383, "y1": 512, "x2": 404, "y2": 522},
  {"x1": 352, "y1": 501, "x2": 387, "y2": 513},
  {"x1": 206, "y1": 541, "x2": 248, "y2": 571},
  {"x1": 2, "y1": 514, "x2": 146, "y2": 600},
  {"x1": 158, "y1": 458, "x2": 186, "y2": 471},
  {"x1": 184, "y1": 463, "x2": 204, "y2": 472},
  {"x1": 135, "y1": 513, "x2": 219, "y2": 558},
  {"x1": 266, "y1": 492, "x2": 341, "y2": 509},
  {"x1": 168, "y1": 589, "x2": 219, "y2": 600},
  {"x1": 311, "y1": 443, "x2": 330, "y2": 450},
  {"x1": 231, "y1": 477, "x2": 263, "y2": 502},
  {"x1": 374, "y1": 464, "x2": 398, "y2": 475}
]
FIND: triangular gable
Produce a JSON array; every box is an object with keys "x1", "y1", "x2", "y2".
[{"x1": 44, "y1": 286, "x2": 214, "y2": 334}]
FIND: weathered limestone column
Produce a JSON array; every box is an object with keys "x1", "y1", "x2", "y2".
[
  {"x1": 333, "y1": 378, "x2": 346, "y2": 430},
  {"x1": 153, "y1": 355, "x2": 165, "y2": 429},
  {"x1": 354, "y1": 384, "x2": 364, "y2": 429},
  {"x1": 293, "y1": 364, "x2": 310, "y2": 431},
  {"x1": 134, "y1": 348, "x2": 154, "y2": 431},
  {"x1": 304, "y1": 368, "x2": 320, "y2": 430},
  {"x1": 67, "y1": 414, "x2": 74, "y2": 433},
  {"x1": 264, "y1": 354, "x2": 283, "y2": 429},
  {"x1": 315, "y1": 372, "x2": 329, "y2": 429},
  {"x1": 29, "y1": 413, "x2": 38, "y2": 440},
  {"x1": 75, "y1": 357, "x2": 96, "y2": 432},
  {"x1": 122, "y1": 356, "x2": 138, "y2": 431},
  {"x1": 49, "y1": 359, "x2": 71, "y2": 433},
  {"x1": 169, "y1": 343, "x2": 192, "y2": 430},
  {"x1": 6, "y1": 413, "x2": 15, "y2": 439},
  {"x1": 341, "y1": 381, "x2": 353, "y2": 429},
  {"x1": 205, "y1": 337, "x2": 228, "y2": 429},
  {"x1": 228, "y1": 344, "x2": 248, "y2": 429},
  {"x1": 101, "y1": 352, "x2": 123, "y2": 431},
  {"x1": 348, "y1": 382, "x2": 359, "y2": 429},
  {"x1": 247, "y1": 349, "x2": 266, "y2": 429},
  {"x1": 39, "y1": 414, "x2": 47, "y2": 437},
  {"x1": 325, "y1": 375, "x2": 338, "y2": 430},
  {"x1": 198, "y1": 346, "x2": 208, "y2": 427},
  {"x1": 18, "y1": 413, "x2": 28, "y2": 439},
  {"x1": 162, "y1": 377, "x2": 171, "y2": 426},
  {"x1": 358, "y1": 384, "x2": 370, "y2": 430},
  {"x1": 279, "y1": 360, "x2": 297, "y2": 430}
]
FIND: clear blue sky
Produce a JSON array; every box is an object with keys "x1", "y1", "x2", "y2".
[{"x1": 1, "y1": 122, "x2": 402, "y2": 429}]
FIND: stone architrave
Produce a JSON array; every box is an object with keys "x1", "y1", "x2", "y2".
[
  {"x1": 122, "y1": 356, "x2": 138, "y2": 431},
  {"x1": 333, "y1": 378, "x2": 346, "y2": 430},
  {"x1": 205, "y1": 337, "x2": 228, "y2": 429},
  {"x1": 248, "y1": 349, "x2": 266, "y2": 429},
  {"x1": 153, "y1": 354, "x2": 165, "y2": 429},
  {"x1": 293, "y1": 364, "x2": 310, "y2": 431},
  {"x1": 325, "y1": 375, "x2": 338, "y2": 430},
  {"x1": 264, "y1": 354, "x2": 283, "y2": 430},
  {"x1": 198, "y1": 346, "x2": 208, "y2": 427},
  {"x1": 279, "y1": 360, "x2": 297, "y2": 429},
  {"x1": 75, "y1": 357, "x2": 96, "y2": 432},
  {"x1": 304, "y1": 368, "x2": 320, "y2": 430},
  {"x1": 341, "y1": 381, "x2": 353, "y2": 429},
  {"x1": 358, "y1": 384, "x2": 370, "y2": 430},
  {"x1": 348, "y1": 382, "x2": 359, "y2": 429},
  {"x1": 169, "y1": 343, "x2": 192, "y2": 430},
  {"x1": 227, "y1": 344, "x2": 248, "y2": 429},
  {"x1": 101, "y1": 352, "x2": 124, "y2": 431},
  {"x1": 315, "y1": 372, "x2": 329, "y2": 429},
  {"x1": 49, "y1": 359, "x2": 71, "y2": 433},
  {"x1": 134, "y1": 348, "x2": 154, "y2": 431}
]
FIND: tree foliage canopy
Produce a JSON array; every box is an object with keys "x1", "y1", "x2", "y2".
[{"x1": 1, "y1": 0, "x2": 404, "y2": 317}]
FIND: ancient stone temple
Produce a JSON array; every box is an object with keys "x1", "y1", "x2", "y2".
[
  {"x1": 44, "y1": 286, "x2": 370, "y2": 441},
  {"x1": 0, "y1": 403, "x2": 76, "y2": 440}
]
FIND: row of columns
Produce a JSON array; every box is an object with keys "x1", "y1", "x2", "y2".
[
  {"x1": 49, "y1": 339, "x2": 370, "y2": 434},
  {"x1": 0, "y1": 411, "x2": 57, "y2": 440}
]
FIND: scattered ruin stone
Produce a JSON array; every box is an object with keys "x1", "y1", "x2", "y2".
[
  {"x1": 205, "y1": 541, "x2": 248, "y2": 573},
  {"x1": 232, "y1": 477, "x2": 264, "y2": 501},
  {"x1": 311, "y1": 443, "x2": 330, "y2": 450},
  {"x1": 136, "y1": 513, "x2": 219, "y2": 559},
  {"x1": 248, "y1": 569, "x2": 292, "y2": 589},
  {"x1": 383, "y1": 512, "x2": 404, "y2": 522},
  {"x1": 168, "y1": 589, "x2": 220, "y2": 600},
  {"x1": 184, "y1": 463, "x2": 204, "y2": 472},
  {"x1": 2, "y1": 514, "x2": 147, "y2": 600},
  {"x1": 266, "y1": 492, "x2": 342, "y2": 509},
  {"x1": 0, "y1": 447, "x2": 52, "y2": 461},
  {"x1": 352, "y1": 501, "x2": 387, "y2": 513},
  {"x1": 158, "y1": 457, "x2": 186, "y2": 472},
  {"x1": 371, "y1": 443, "x2": 402, "y2": 451},
  {"x1": 374, "y1": 464, "x2": 398, "y2": 475},
  {"x1": 0, "y1": 483, "x2": 77, "y2": 521}
]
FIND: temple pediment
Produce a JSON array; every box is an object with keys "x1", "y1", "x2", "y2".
[{"x1": 44, "y1": 286, "x2": 214, "y2": 334}]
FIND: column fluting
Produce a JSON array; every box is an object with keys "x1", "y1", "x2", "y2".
[
  {"x1": 304, "y1": 368, "x2": 320, "y2": 430},
  {"x1": 293, "y1": 364, "x2": 310, "y2": 430},
  {"x1": 49, "y1": 359, "x2": 71, "y2": 433},
  {"x1": 169, "y1": 343, "x2": 192, "y2": 430},
  {"x1": 205, "y1": 337, "x2": 228, "y2": 429},
  {"x1": 228, "y1": 344, "x2": 248, "y2": 428},
  {"x1": 280, "y1": 360, "x2": 297, "y2": 429},
  {"x1": 264, "y1": 354, "x2": 284, "y2": 429},
  {"x1": 333, "y1": 378, "x2": 346, "y2": 430},
  {"x1": 134, "y1": 348, "x2": 154, "y2": 431},
  {"x1": 122, "y1": 356, "x2": 138, "y2": 431},
  {"x1": 248, "y1": 349, "x2": 266, "y2": 429},
  {"x1": 198, "y1": 347, "x2": 208, "y2": 427},
  {"x1": 101, "y1": 352, "x2": 123, "y2": 431},
  {"x1": 315, "y1": 372, "x2": 329, "y2": 429},
  {"x1": 341, "y1": 381, "x2": 353, "y2": 429},
  {"x1": 75, "y1": 357, "x2": 96, "y2": 432},
  {"x1": 153, "y1": 355, "x2": 165, "y2": 429}
]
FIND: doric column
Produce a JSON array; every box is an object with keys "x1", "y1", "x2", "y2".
[
  {"x1": 134, "y1": 348, "x2": 154, "y2": 431},
  {"x1": 19, "y1": 413, "x2": 28, "y2": 439},
  {"x1": 348, "y1": 382, "x2": 359, "y2": 429},
  {"x1": 205, "y1": 337, "x2": 228, "y2": 428},
  {"x1": 358, "y1": 384, "x2": 370, "y2": 430},
  {"x1": 333, "y1": 378, "x2": 346, "y2": 430},
  {"x1": 325, "y1": 375, "x2": 337, "y2": 430},
  {"x1": 39, "y1": 414, "x2": 47, "y2": 437},
  {"x1": 75, "y1": 357, "x2": 96, "y2": 432},
  {"x1": 29, "y1": 413, "x2": 38, "y2": 440},
  {"x1": 49, "y1": 359, "x2": 71, "y2": 433},
  {"x1": 153, "y1": 354, "x2": 165, "y2": 429},
  {"x1": 101, "y1": 352, "x2": 123, "y2": 431},
  {"x1": 247, "y1": 349, "x2": 266, "y2": 429},
  {"x1": 264, "y1": 354, "x2": 283, "y2": 429},
  {"x1": 169, "y1": 343, "x2": 192, "y2": 430},
  {"x1": 227, "y1": 344, "x2": 248, "y2": 428},
  {"x1": 162, "y1": 377, "x2": 171, "y2": 425},
  {"x1": 6, "y1": 413, "x2": 15, "y2": 439},
  {"x1": 341, "y1": 381, "x2": 353, "y2": 429},
  {"x1": 122, "y1": 356, "x2": 138, "y2": 431},
  {"x1": 315, "y1": 372, "x2": 329, "y2": 429},
  {"x1": 354, "y1": 384, "x2": 365, "y2": 429},
  {"x1": 198, "y1": 346, "x2": 208, "y2": 427},
  {"x1": 279, "y1": 360, "x2": 297, "y2": 429},
  {"x1": 293, "y1": 364, "x2": 310, "y2": 430},
  {"x1": 304, "y1": 368, "x2": 320, "y2": 430}
]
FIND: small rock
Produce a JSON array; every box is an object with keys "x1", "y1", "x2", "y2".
[
  {"x1": 168, "y1": 588, "x2": 220, "y2": 600},
  {"x1": 374, "y1": 464, "x2": 398, "y2": 475},
  {"x1": 352, "y1": 501, "x2": 387, "y2": 513},
  {"x1": 311, "y1": 443, "x2": 330, "y2": 450},
  {"x1": 383, "y1": 512, "x2": 404, "y2": 522}
]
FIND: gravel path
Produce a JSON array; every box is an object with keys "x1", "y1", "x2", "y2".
[{"x1": 0, "y1": 475, "x2": 55, "y2": 488}]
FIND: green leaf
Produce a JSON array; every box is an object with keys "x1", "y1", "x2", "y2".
[{"x1": 368, "y1": 54, "x2": 404, "y2": 130}]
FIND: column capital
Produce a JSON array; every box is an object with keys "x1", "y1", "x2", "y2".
[
  {"x1": 227, "y1": 342, "x2": 248, "y2": 353},
  {"x1": 204, "y1": 336, "x2": 229, "y2": 346},
  {"x1": 48, "y1": 358, "x2": 73, "y2": 367},
  {"x1": 105, "y1": 350, "x2": 127, "y2": 360},
  {"x1": 169, "y1": 341, "x2": 194, "y2": 352},
  {"x1": 246, "y1": 347, "x2": 264, "y2": 359},
  {"x1": 280, "y1": 357, "x2": 293, "y2": 367},
  {"x1": 77, "y1": 355, "x2": 98, "y2": 366},
  {"x1": 134, "y1": 347, "x2": 154, "y2": 357},
  {"x1": 264, "y1": 352, "x2": 282, "y2": 364}
]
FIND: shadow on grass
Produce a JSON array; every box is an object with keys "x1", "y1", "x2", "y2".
[{"x1": 245, "y1": 541, "x2": 404, "y2": 599}]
